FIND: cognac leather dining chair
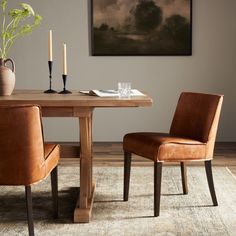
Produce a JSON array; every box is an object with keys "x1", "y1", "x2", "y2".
[
  {"x1": 0, "y1": 105, "x2": 60, "y2": 236},
  {"x1": 123, "y1": 92, "x2": 223, "y2": 217}
]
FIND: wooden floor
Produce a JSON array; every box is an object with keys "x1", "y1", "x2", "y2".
[{"x1": 59, "y1": 142, "x2": 236, "y2": 176}]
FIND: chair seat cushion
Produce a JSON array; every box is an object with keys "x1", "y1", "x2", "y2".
[
  {"x1": 44, "y1": 144, "x2": 60, "y2": 178},
  {"x1": 123, "y1": 132, "x2": 206, "y2": 162}
]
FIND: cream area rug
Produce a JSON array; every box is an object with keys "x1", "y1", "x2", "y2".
[{"x1": 0, "y1": 166, "x2": 236, "y2": 236}]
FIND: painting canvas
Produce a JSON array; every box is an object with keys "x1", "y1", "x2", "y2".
[{"x1": 91, "y1": 0, "x2": 192, "y2": 56}]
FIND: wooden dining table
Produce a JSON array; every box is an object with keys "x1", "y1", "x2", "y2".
[{"x1": 0, "y1": 90, "x2": 153, "y2": 223}]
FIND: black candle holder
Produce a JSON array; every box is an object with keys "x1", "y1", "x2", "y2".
[
  {"x1": 59, "y1": 74, "x2": 72, "y2": 94},
  {"x1": 44, "y1": 61, "x2": 57, "y2": 93}
]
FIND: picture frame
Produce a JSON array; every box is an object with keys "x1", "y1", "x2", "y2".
[{"x1": 91, "y1": 0, "x2": 192, "y2": 56}]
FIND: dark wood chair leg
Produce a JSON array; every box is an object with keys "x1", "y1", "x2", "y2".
[
  {"x1": 154, "y1": 162, "x2": 162, "y2": 217},
  {"x1": 25, "y1": 186, "x2": 34, "y2": 236},
  {"x1": 51, "y1": 166, "x2": 58, "y2": 218},
  {"x1": 180, "y1": 162, "x2": 188, "y2": 194},
  {"x1": 124, "y1": 151, "x2": 132, "y2": 201},
  {"x1": 205, "y1": 160, "x2": 218, "y2": 206}
]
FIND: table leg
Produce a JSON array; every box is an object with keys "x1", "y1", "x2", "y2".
[{"x1": 73, "y1": 112, "x2": 95, "y2": 223}]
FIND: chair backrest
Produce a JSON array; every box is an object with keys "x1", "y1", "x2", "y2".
[
  {"x1": 170, "y1": 92, "x2": 223, "y2": 157},
  {"x1": 0, "y1": 105, "x2": 45, "y2": 185}
]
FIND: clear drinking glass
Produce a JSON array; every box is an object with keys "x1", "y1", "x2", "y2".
[{"x1": 118, "y1": 82, "x2": 131, "y2": 98}]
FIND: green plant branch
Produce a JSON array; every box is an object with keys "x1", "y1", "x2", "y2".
[
  {"x1": 0, "y1": 0, "x2": 42, "y2": 59},
  {"x1": 1, "y1": 0, "x2": 7, "y2": 34},
  {"x1": 1, "y1": 0, "x2": 7, "y2": 58},
  {"x1": 4, "y1": 15, "x2": 41, "y2": 56}
]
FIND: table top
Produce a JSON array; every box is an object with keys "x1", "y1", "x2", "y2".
[{"x1": 0, "y1": 90, "x2": 153, "y2": 108}]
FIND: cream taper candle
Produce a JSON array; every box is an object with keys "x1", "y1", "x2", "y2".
[
  {"x1": 49, "y1": 30, "x2": 53, "y2": 61},
  {"x1": 63, "y1": 43, "x2": 67, "y2": 75}
]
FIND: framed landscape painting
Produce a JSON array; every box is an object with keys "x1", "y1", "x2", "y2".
[{"x1": 91, "y1": 0, "x2": 192, "y2": 56}]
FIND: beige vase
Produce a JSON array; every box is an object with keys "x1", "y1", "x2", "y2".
[{"x1": 0, "y1": 58, "x2": 15, "y2": 96}]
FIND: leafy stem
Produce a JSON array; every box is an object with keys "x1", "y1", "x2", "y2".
[{"x1": 0, "y1": 0, "x2": 42, "y2": 59}]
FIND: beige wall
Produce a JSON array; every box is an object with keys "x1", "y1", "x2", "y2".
[{"x1": 9, "y1": 0, "x2": 236, "y2": 141}]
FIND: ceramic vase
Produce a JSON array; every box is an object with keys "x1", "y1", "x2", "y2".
[{"x1": 0, "y1": 58, "x2": 15, "y2": 96}]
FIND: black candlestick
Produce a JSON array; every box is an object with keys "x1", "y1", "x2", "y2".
[
  {"x1": 59, "y1": 74, "x2": 72, "y2": 94},
  {"x1": 44, "y1": 61, "x2": 57, "y2": 93}
]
